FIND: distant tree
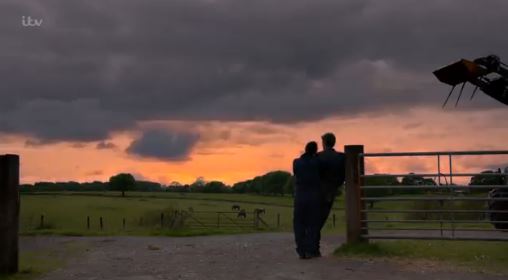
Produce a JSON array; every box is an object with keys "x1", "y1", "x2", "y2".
[
  {"x1": 363, "y1": 174, "x2": 399, "y2": 208},
  {"x1": 230, "y1": 171, "x2": 291, "y2": 196},
  {"x1": 283, "y1": 176, "x2": 295, "y2": 196},
  {"x1": 165, "y1": 181, "x2": 189, "y2": 192},
  {"x1": 135, "y1": 181, "x2": 162, "y2": 192},
  {"x1": 203, "y1": 181, "x2": 229, "y2": 193},
  {"x1": 470, "y1": 170, "x2": 505, "y2": 185},
  {"x1": 364, "y1": 175, "x2": 399, "y2": 187},
  {"x1": 81, "y1": 181, "x2": 108, "y2": 191},
  {"x1": 469, "y1": 169, "x2": 505, "y2": 193},
  {"x1": 232, "y1": 180, "x2": 249, "y2": 193},
  {"x1": 109, "y1": 173, "x2": 136, "y2": 197},
  {"x1": 401, "y1": 173, "x2": 424, "y2": 185},
  {"x1": 19, "y1": 184, "x2": 34, "y2": 193},
  {"x1": 190, "y1": 177, "x2": 207, "y2": 192},
  {"x1": 261, "y1": 171, "x2": 291, "y2": 196},
  {"x1": 249, "y1": 176, "x2": 263, "y2": 194},
  {"x1": 169, "y1": 181, "x2": 183, "y2": 187},
  {"x1": 399, "y1": 173, "x2": 435, "y2": 195}
]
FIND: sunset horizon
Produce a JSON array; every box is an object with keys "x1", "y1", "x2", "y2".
[{"x1": 5, "y1": 106, "x2": 508, "y2": 186}]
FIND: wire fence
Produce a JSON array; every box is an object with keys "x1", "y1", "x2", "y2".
[{"x1": 21, "y1": 210, "x2": 341, "y2": 233}]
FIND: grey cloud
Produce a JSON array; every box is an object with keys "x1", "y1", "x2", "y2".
[
  {"x1": 85, "y1": 170, "x2": 103, "y2": 176},
  {"x1": 1, "y1": 98, "x2": 132, "y2": 142},
  {"x1": 1, "y1": 0, "x2": 508, "y2": 142},
  {"x1": 96, "y1": 141, "x2": 117, "y2": 150},
  {"x1": 126, "y1": 129, "x2": 200, "y2": 161},
  {"x1": 403, "y1": 122, "x2": 423, "y2": 130},
  {"x1": 70, "y1": 143, "x2": 87, "y2": 148}
]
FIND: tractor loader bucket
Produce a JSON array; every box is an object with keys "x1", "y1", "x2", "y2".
[{"x1": 433, "y1": 59, "x2": 487, "y2": 86}]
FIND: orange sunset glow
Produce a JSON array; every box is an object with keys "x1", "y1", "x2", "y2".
[{"x1": 2, "y1": 107, "x2": 507, "y2": 185}]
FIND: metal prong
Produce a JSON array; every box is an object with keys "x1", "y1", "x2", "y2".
[
  {"x1": 442, "y1": 85, "x2": 456, "y2": 108},
  {"x1": 470, "y1": 86, "x2": 479, "y2": 100},
  {"x1": 455, "y1": 82, "x2": 466, "y2": 107}
]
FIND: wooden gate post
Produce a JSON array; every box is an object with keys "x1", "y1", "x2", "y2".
[
  {"x1": 0, "y1": 154, "x2": 20, "y2": 274},
  {"x1": 344, "y1": 146, "x2": 367, "y2": 244}
]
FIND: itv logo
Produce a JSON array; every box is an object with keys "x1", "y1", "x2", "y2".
[{"x1": 21, "y1": 16, "x2": 43, "y2": 27}]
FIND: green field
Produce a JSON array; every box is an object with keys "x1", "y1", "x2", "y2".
[
  {"x1": 20, "y1": 192, "x2": 345, "y2": 236},
  {"x1": 9, "y1": 191, "x2": 508, "y2": 277},
  {"x1": 335, "y1": 240, "x2": 508, "y2": 274},
  {"x1": 0, "y1": 239, "x2": 88, "y2": 280},
  {"x1": 19, "y1": 191, "x2": 495, "y2": 235}
]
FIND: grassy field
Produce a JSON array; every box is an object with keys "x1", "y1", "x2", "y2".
[
  {"x1": 335, "y1": 240, "x2": 508, "y2": 274},
  {"x1": 19, "y1": 191, "x2": 496, "y2": 234},
  {"x1": 0, "y1": 239, "x2": 88, "y2": 280},
  {"x1": 9, "y1": 191, "x2": 508, "y2": 277},
  {"x1": 20, "y1": 192, "x2": 345, "y2": 236}
]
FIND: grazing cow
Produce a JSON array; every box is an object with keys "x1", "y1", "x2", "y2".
[
  {"x1": 254, "y1": 208, "x2": 265, "y2": 215},
  {"x1": 232, "y1": 204, "x2": 241, "y2": 211},
  {"x1": 237, "y1": 209, "x2": 247, "y2": 218}
]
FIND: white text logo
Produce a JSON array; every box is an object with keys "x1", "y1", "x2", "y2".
[{"x1": 21, "y1": 16, "x2": 43, "y2": 27}]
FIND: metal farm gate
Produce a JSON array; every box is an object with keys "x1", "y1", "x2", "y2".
[
  {"x1": 177, "y1": 210, "x2": 270, "y2": 230},
  {"x1": 344, "y1": 145, "x2": 508, "y2": 244}
]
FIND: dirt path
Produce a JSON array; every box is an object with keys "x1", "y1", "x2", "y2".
[{"x1": 20, "y1": 233, "x2": 504, "y2": 280}]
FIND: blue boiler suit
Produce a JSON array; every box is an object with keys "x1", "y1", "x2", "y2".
[{"x1": 293, "y1": 153, "x2": 321, "y2": 257}]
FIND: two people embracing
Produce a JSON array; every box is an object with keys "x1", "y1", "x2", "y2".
[{"x1": 292, "y1": 132, "x2": 345, "y2": 259}]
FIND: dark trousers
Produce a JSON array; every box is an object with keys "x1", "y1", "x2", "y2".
[
  {"x1": 293, "y1": 191, "x2": 320, "y2": 256},
  {"x1": 317, "y1": 197, "x2": 335, "y2": 252}
]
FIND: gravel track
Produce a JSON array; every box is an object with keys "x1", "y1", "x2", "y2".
[{"x1": 19, "y1": 233, "x2": 505, "y2": 280}]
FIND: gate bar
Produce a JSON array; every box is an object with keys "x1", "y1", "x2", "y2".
[
  {"x1": 361, "y1": 185, "x2": 508, "y2": 189},
  {"x1": 363, "y1": 173, "x2": 507, "y2": 178},
  {"x1": 361, "y1": 151, "x2": 508, "y2": 157},
  {"x1": 362, "y1": 235, "x2": 508, "y2": 241}
]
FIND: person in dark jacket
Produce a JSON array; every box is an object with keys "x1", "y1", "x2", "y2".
[
  {"x1": 292, "y1": 141, "x2": 321, "y2": 259},
  {"x1": 317, "y1": 133, "x2": 346, "y2": 253}
]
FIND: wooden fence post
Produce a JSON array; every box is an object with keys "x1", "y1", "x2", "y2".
[
  {"x1": 87, "y1": 216, "x2": 90, "y2": 230},
  {"x1": 333, "y1": 213, "x2": 336, "y2": 228},
  {"x1": 277, "y1": 213, "x2": 280, "y2": 228},
  {"x1": 0, "y1": 154, "x2": 20, "y2": 274},
  {"x1": 344, "y1": 145, "x2": 368, "y2": 244},
  {"x1": 99, "y1": 217, "x2": 103, "y2": 231},
  {"x1": 40, "y1": 215, "x2": 44, "y2": 229},
  {"x1": 160, "y1": 213, "x2": 164, "y2": 228}
]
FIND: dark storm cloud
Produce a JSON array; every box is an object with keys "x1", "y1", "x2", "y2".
[
  {"x1": 1, "y1": 0, "x2": 508, "y2": 143},
  {"x1": 126, "y1": 130, "x2": 200, "y2": 161}
]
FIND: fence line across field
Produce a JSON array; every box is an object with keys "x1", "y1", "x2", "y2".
[
  {"x1": 344, "y1": 146, "x2": 508, "y2": 243},
  {"x1": 25, "y1": 211, "x2": 339, "y2": 231}
]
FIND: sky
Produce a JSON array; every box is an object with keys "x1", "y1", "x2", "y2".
[{"x1": 1, "y1": 0, "x2": 508, "y2": 185}]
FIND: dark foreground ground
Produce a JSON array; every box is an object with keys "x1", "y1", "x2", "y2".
[{"x1": 20, "y1": 233, "x2": 505, "y2": 280}]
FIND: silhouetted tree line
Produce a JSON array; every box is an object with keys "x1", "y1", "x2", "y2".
[
  {"x1": 363, "y1": 173, "x2": 437, "y2": 198},
  {"x1": 468, "y1": 168, "x2": 507, "y2": 193},
  {"x1": 23, "y1": 169, "x2": 501, "y2": 196},
  {"x1": 364, "y1": 168, "x2": 508, "y2": 198},
  {"x1": 231, "y1": 171, "x2": 293, "y2": 196},
  {"x1": 20, "y1": 180, "x2": 163, "y2": 193},
  {"x1": 16, "y1": 168, "x2": 293, "y2": 196}
]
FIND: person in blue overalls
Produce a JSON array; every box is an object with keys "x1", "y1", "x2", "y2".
[{"x1": 292, "y1": 141, "x2": 321, "y2": 259}]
